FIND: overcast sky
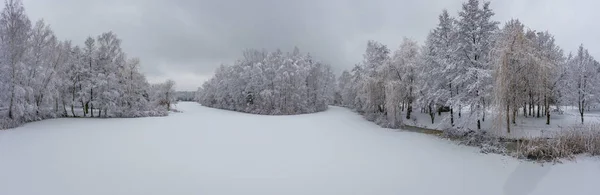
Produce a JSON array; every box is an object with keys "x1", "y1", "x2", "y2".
[{"x1": 21, "y1": 0, "x2": 600, "y2": 91}]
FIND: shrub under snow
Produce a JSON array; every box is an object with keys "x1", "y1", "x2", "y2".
[
  {"x1": 197, "y1": 48, "x2": 336, "y2": 115},
  {"x1": 443, "y1": 128, "x2": 509, "y2": 155},
  {"x1": 441, "y1": 124, "x2": 600, "y2": 161},
  {"x1": 516, "y1": 124, "x2": 600, "y2": 161}
]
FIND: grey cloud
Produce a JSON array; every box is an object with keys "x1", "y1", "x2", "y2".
[{"x1": 21, "y1": 0, "x2": 600, "y2": 90}]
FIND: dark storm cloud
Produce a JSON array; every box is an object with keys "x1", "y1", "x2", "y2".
[{"x1": 21, "y1": 0, "x2": 600, "y2": 90}]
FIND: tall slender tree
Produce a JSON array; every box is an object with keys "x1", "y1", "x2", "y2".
[
  {"x1": 0, "y1": 0, "x2": 31, "y2": 120},
  {"x1": 454, "y1": 0, "x2": 499, "y2": 130}
]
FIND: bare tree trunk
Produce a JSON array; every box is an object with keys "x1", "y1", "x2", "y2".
[
  {"x1": 62, "y1": 101, "x2": 68, "y2": 117},
  {"x1": 82, "y1": 102, "x2": 87, "y2": 117},
  {"x1": 580, "y1": 99, "x2": 585, "y2": 124},
  {"x1": 450, "y1": 83, "x2": 454, "y2": 126},
  {"x1": 401, "y1": 101, "x2": 405, "y2": 112},
  {"x1": 482, "y1": 99, "x2": 486, "y2": 122},
  {"x1": 406, "y1": 105, "x2": 412, "y2": 119},
  {"x1": 70, "y1": 87, "x2": 76, "y2": 117},
  {"x1": 8, "y1": 84, "x2": 15, "y2": 119},
  {"x1": 450, "y1": 107, "x2": 454, "y2": 126},
  {"x1": 512, "y1": 106, "x2": 517, "y2": 124},
  {"x1": 55, "y1": 99, "x2": 59, "y2": 114},
  {"x1": 477, "y1": 94, "x2": 481, "y2": 130},
  {"x1": 506, "y1": 104, "x2": 511, "y2": 134},
  {"x1": 428, "y1": 103, "x2": 435, "y2": 124},
  {"x1": 523, "y1": 102, "x2": 527, "y2": 117},
  {"x1": 529, "y1": 93, "x2": 533, "y2": 116},
  {"x1": 542, "y1": 103, "x2": 545, "y2": 116},
  {"x1": 90, "y1": 88, "x2": 94, "y2": 117},
  {"x1": 8, "y1": 96, "x2": 14, "y2": 119},
  {"x1": 545, "y1": 95, "x2": 550, "y2": 125},
  {"x1": 536, "y1": 98, "x2": 541, "y2": 118},
  {"x1": 8, "y1": 59, "x2": 17, "y2": 120}
]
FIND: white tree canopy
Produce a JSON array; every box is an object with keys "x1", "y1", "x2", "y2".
[
  {"x1": 197, "y1": 48, "x2": 336, "y2": 115},
  {"x1": 0, "y1": 0, "x2": 175, "y2": 129}
]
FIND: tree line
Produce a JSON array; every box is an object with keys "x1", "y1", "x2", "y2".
[
  {"x1": 196, "y1": 48, "x2": 336, "y2": 115},
  {"x1": 336, "y1": 0, "x2": 600, "y2": 133},
  {"x1": 0, "y1": 0, "x2": 176, "y2": 129},
  {"x1": 176, "y1": 91, "x2": 196, "y2": 102}
]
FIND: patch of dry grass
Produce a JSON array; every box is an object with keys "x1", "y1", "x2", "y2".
[{"x1": 515, "y1": 124, "x2": 600, "y2": 161}]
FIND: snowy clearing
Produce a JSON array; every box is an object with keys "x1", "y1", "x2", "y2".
[
  {"x1": 1, "y1": 102, "x2": 599, "y2": 195},
  {"x1": 406, "y1": 106, "x2": 600, "y2": 139}
]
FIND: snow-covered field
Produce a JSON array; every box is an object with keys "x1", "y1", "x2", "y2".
[
  {"x1": 0, "y1": 102, "x2": 599, "y2": 195},
  {"x1": 406, "y1": 107, "x2": 600, "y2": 139}
]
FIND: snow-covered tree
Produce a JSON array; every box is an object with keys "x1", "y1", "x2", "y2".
[
  {"x1": 335, "y1": 0, "x2": 593, "y2": 134},
  {"x1": 565, "y1": 45, "x2": 599, "y2": 124},
  {"x1": 492, "y1": 19, "x2": 531, "y2": 133},
  {"x1": 82, "y1": 36, "x2": 96, "y2": 116},
  {"x1": 338, "y1": 39, "x2": 420, "y2": 128},
  {"x1": 390, "y1": 38, "x2": 420, "y2": 120},
  {"x1": 0, "y1": 0, "x2": 171, "y2": 129},
  {"x1": 64, "y1": 45, "x2": 86, "y2": 117},
  {"x1": 0, "y1": 0, "x2": 31, "y2": 121},
  {"x1": 419, "y1": 9, "x2": 458, "y2": 125},
  {"x1": 176, "y1": 91, "x2": 196, "y2": 101},
  {"x1": 358, "y1": 40, "x2": 390, "y2": 116},
  {"x1": 95, "y1": 32, "x2": 124, "y2": 117},
  {"x1": 198, "y1": 47, "x2": 335, "y2": 115},
  {"x1": 492, "y1": 19, "x2": 569, "y2": 133},
  {"x1": 453, "y1": 0, "x2": 499, "y2": 130},
  {"x1": 337, "y1": 70, "x2": 353, "y2": 106},
  {"x1": 529, "y1": 31, "x2": 565, "y2": 125},
  {"x1": 152, "y1": 79, "x2": 177, "y2": 111}
]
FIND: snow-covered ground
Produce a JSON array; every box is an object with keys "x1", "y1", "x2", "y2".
[
  {"x1": 406, "y1": 106, "x2": 600, "y2": 139},
  {"x1": 0, "y1": 102, "x2": 599, "y2": 195}
]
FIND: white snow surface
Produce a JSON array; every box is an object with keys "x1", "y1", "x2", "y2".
[
  {"x1": 406, "y1": 106, "x2": 600, "y2": 139},
  {"x1": 1, "y1": 102, "x2": 599, "y2": 195}
]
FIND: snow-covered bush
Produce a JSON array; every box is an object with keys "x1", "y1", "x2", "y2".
[
  {"x1": 151, "y1": 80, "x2": 177, "y2": 112},
  {"x1": 197, "y1": 48, "x2": 336, "y2": 115},
  {"x1": 0, "y1": 117, "x2": 21, "y2": 130},
  {"x1": 516, "y1": 124, "x2": 600, "y2": 161},
  {"x1": 440, "y1": 124, "x2": 600, "y2": 161},
  {"x1": 442, "y1": 128, "x2": 509, "y2": 155}
]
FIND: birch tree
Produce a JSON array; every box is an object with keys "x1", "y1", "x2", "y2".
[
  {"x1": 390, "y1": 38, "x2": 420, "y2": 120},
  {"x1": 0, "y1": 0, "x2": 31, "y2": 120}
]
